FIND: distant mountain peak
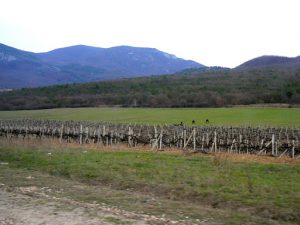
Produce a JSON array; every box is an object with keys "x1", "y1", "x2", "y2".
[
  {"x1": 0, "y1": 43, "x2": 38, "y2": 63},
  {"x1": 236, "y1": 55, "x2": 300, "y2": 69},
  {"x1": 0, "y1": 43, "x2": 205, "y2": 88}
]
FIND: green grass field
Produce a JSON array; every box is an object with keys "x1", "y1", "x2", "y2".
[
  {"x1": 0, "y1": 144, "x2": 299, "y2": 224},
  {"x1": 0, "y1": 107, "x2": 299, "y2": 126}
]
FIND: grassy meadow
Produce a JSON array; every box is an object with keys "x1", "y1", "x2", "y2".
[
  {"x1": 0, "y1": 107, "x2": 299, "y2": 126},
  {"x1": 0, "y1": 144, "x2": 299, "y2": 224}
]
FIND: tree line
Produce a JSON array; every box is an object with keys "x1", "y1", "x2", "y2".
[{"x1": 0, "y1": 66, "x2": 300, "y2": 110}]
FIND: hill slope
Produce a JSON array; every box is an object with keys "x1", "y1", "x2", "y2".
[
  {"x1": 1, "y1": 64, "x2": 300, "y2": 110},
  {"x1": 0, "y1": 43, "x2": 204, "y2": 88},
  {"x1": 236, "y1": 55, "x2": 300, "y2": 69}
]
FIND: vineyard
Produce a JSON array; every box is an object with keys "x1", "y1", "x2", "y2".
[{"x1": 0, "y1": 119, "x2": 299, "y2": 158}]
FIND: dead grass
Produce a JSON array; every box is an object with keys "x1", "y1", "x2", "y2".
[
  {"x1": 209, "y1": 152, "x2": 300, "y2": 165},
  {"x1": 0, "y1": 137, "x2": 298, "y2": 165}
]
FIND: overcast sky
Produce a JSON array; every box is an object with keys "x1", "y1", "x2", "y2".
[{"x1": 0, "y1": 0, "x2": 300, "y2": 68}]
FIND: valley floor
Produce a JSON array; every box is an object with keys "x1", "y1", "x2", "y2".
[{"x1": 1, "y1": 107, "x2": 300, "y2": 127}]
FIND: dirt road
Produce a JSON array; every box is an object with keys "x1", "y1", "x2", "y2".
[
  {"x1": 0, "y1": 185, "x2": 179, "y2": 225},
  {"x1": 0, "y1": 163, "x2": 289, "y2": 225}
]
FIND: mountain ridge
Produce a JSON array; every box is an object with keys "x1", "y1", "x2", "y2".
[
  {"x1": 0, "y1": 43, "x2": 204, "y2": 88},
  {"x1": 1, "y1": 43, "x2": 300, "y2": 90},
  {"x1": 236, "y1": 55, "x2": 300, "y2": 69}
]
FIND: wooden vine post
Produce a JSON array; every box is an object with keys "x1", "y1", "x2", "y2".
[
  {"x1": 59, "y1": 123, "x2": 64, "y2": 143},
  {"x1": 0, "y1": 119, "x2": 299, "y2": 159},
  {"x1": 79, "y1": 124, "x2": 83, "y2": 145}
]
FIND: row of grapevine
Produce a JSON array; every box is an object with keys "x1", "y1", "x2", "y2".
[{"x1": 0, "y1": 119, "x2": 299, "y2": 158}]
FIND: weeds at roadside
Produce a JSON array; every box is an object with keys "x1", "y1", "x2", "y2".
[{"x1": 0, "y1": 138, "x2": 300, "y2": 223}]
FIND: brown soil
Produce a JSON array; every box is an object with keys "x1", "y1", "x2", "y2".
[{"x1": 207, "y1": 152, "x2": 300, "y2": 164}]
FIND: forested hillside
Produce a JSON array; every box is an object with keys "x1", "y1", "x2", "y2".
[{"x1": 1, "y1": 66, "x2": 300, "y2": 110}]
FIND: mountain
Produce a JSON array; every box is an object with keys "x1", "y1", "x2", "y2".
[
  {"x1": 236, "y1": 55, "x2": 300, "y2": 69},
  {"x1": 0, "y1": 43, "x2": 204, "y2": 88},
  {"x1": 0, "y1": 44, "x2": 77, "y2": 88}
]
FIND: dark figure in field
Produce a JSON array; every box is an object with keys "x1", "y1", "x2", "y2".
[
  {"x1": 192, "y1": 120, "x2": 195, "y2": 124},
  {"x1": 173, "y1": 122, "x2": 184, "y2": 126},
  {"x1": 206, "y1": 119, "x2": 209, "y2": 123}
]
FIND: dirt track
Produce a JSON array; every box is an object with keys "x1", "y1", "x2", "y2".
[
  {"x1": 0, "y1": 146, "x2": 296, "y2": 225},
  {"x1": 0, "y1": 186, "x2": 180, "y2": 225}
]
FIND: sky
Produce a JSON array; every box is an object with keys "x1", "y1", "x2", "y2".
[{"x1": 0, "y1": 0, "x2": 300, "y2": 68}]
